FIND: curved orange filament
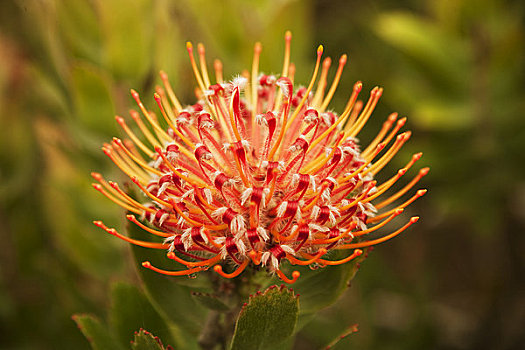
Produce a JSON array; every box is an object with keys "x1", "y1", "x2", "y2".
[
  {"x1": 112, "y1": 138, "x2": 162, "y2": 176},
  {"x1": 338, "y1": 217, "x2": 419, "y2": 249},
  {"x1": 317, "y1": 249, "x2": 362, "y2": 266},
  {"x1": 352, "y1": 208, "x2": 404, "y2": 238},
  {"x1": 286, "y1": 248, "x2": 327, "y2": 265},
  {"x1": 94, "y1": 221, "x2": 168, "y2": 249},
  {"x1": 339, "y1": 181, "x2": 377, "y2": 212},
  {"x1": 249, "y1": 251, "x2": 262, "y2": 265},
  {"x1": 276, "y1": 269, "x2": 300, "y2": 284},
  {"x1": 197, "y1": 43, "x2": 211, "y2": 88},
  {"x1": 335, "y1": 143, "x2": 386, "y2": 185},
  {"x1": 368, "y1": 190, "x2": 427, "y2": 223},
  {"x1": 375, "y1": 167, "x2": 429, "y2": 209},
  {"x1": 361, "y1": 113, "x2": 398, "y2": 158},
  {"x1": 131, "y1": 90, "x2": 172, "y2": 144},
  {"x1": 214, "y1": 59, "x2": 223, "y2": 83},
  {"x1": 142, "y1": 261, "x2": 204, "y2": 276},
  {"x1": 186, "y1": 42, "x2": 206, "y2": 92},
  {"x1": 345, "y1": 87, "x2": 382, "y2": 138},
  {"x1": 129, "y1": 109, "x2": 162, "y2": 149},
  {"x1": 159, "y1": 70, "x2": 183, "y2": 112},
  {"x1": 213, "y1": 259, "x2": 249, "y2": 278},
  {"x1": 320, "y1": 54, "x2": 348, "y2": 112},
  {"x1": 92, "y1": 183, "x2": 141, "y2": 214},
  {"x1": 312, "y1": 56, "x2": 332, "y2": 106},
  {"x1": 126, "y1": 215, "x2": 172, "y2": 238},
  {"x1": 167, "y1": 251, "x2": 221, "y2": 268},
  {"x1": 115, "y1": 116, "x2": 154, "y2": 157},
  {"x1": 274, "y1": 45, "x2": 324, "y2": 159},
  {"x1": 130, "y1": 176, "x2": 173, "y2": 209}
]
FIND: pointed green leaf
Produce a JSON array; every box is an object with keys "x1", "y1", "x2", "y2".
[
  {"x1": 131, "y1": 329, "x2": 167, "y2": 350},
  {"x1": 191, "y1": 292, "x2": 231, "y2": 312},
  {"x1": 284, "y1": 250, "x2": 367, "y2": 329},
  {"x1": 110, "y1": 282, "x2": 177, "y2": 349},
  {"x1": 230, "y1": 285, "x2": 299, "y2": 350},
  {"x1": 73, "y1": 314, "x2": 125, "y2": 350},
  {"x1": 126, "y1": 215, "x2": 209, "y2": 349}
]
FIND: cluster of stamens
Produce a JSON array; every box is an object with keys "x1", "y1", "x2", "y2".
[{"x1": 92, "y1": 32, "x2": 428, "y2": 283}]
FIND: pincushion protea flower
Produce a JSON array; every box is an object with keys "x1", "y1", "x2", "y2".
[{"x1": 92, "y1": 32, "x2": 427, "y2": 284}]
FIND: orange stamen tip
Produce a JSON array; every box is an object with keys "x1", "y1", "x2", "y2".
[
  {"x1": 186, "y1": 42, "x2": 193, "y2": 51},
  {"x1": 317, "y1": 45, "x2": 324, "y2": 55},
  {"x1": 397, "y1": 117, "x2": 407, "y2": 126},
  {"x1": 323, "y1": 57, "x2": 332, "y2": 67},
  {"x1": 115, "y1": 115, "x2": 125, "y2": 123},
  {"x1": 91, "y1": 172, "x2": 102, "y2": 180},
  {"x1": 410, "y1": 216, "x2": 420, "y2": 223},
  {"x1": 285, "y1": 30, "x2": 292, "y2": 40},
  {"x1": 377, "y1": 142, "x2": 386, "y2": 151},
  {"x1": 213, "y1": 265, "x2": 222, "y2": 273},
  {"x1": 153, "y1": 92, "x2": 161, "y2": 101},
  {"x1": 92, "y1": 183, "x2": 102, "y2": 190},
  {"x1": 292, "y1": 271, "x2": 300, "y2": 279},
  {"x1": 214, "y1": 59, "x2": 222, "y2": 69},
  {"x1": 388, "y1": 113, "x2": 398, "y2": 122},
  {"x1": 413, "y1": 152, "x2": 423, "y2": 160},
  {"x1": 159, "y1": 70, "x2": 168, "y2": 79},
  {"x1": 398, "y1": 168, "x2": 407, "y2": 176},
  {"x1": 319, "y1": 248, "x2": 328, "y2": 255},
  {"x1": 420, "y1": 167, "x2": 430, "y2": 176},
  {"x1": 354, "y1": 81, "x2": 362, "y2": 92},
  {"x1": 355, "y1": 249, "x2": 363, "y2": 256},
  {"x1": 197, "y1": 43, "x2": 205, "y2": 54},
  {"x1": 339, "y1": 54, "x2": 348, "y2": 64},
  {"x1": 130, "y1": 89, "x2": 139, "y2": 98},
  {"x1": 254, "y1": 42, "x2": 262, "y2": 53},
  {"x1": 142, "y1": 261, "x2": 152, "y2": 268},
  {"x1": 394, "y1": 208, "x2": 404, "y2": 215},
  {"x1": 167, "y1": 251, "x2": 176, "y2": 259},
  {"x1": 417, "y1": 189, "x2": 427, "y2": 196}
]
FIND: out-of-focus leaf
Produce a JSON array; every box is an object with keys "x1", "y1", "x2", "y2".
[
  {"x1": 230, "y1": 285, "x2": 299, "y2": 350},
  {"x1": 375, "y1": 12, "x2": 470, "y2": 92},
  {"x1": 56, "y1": 0, "x2": 102, "y2": 64},
  {"x1": 191, "y1": 292, "x2": 231, "y2": 312},
  {"x1": 413, "y1": 99, "x2": 474, "y2": 130},
  {"x1": 95, "y1": 0, "x2": 153, "y2": 84},
  {"x1": 73, "y1": 314, "x2": 125, "y2": 350},
  {"x1": 131, "y1": 329, "x2": 168, "y2": 350},
  {"x1": 126, "y1": 215, "x2": 209, "y2": 349},
  {"x1": 290, "y1": 251, "x2": 365, "y2": 322},
  {"x1": 70, "y1": 62, "x2": 116, "y2": 136},
  {"x1": 109, "y1": 282, "x2": 178, "y2": 349}
]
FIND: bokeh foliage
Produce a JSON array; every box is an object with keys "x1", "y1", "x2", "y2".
[{"x1": 1, "y1": 0, "x2": 524, "y2": 349}]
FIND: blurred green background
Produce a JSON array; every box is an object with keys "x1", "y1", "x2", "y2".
[{"x1": 0, "y1": 0, "x2": 524, "y2": 349}]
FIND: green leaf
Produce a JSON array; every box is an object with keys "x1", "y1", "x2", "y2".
[
  {"x1": 191, "y1": 292, "x2": 231, "y2": 312},
  {"x1": 230, "y1": 285, "x2": 299, "y2": 350},
  {"x1": 126, "y1": 215, "x2": 209, "y2": 349},
  {"x1": 70, "y1": 62, "x2": 116, "y2": 136},
  {"x1": 131, "y1": 329, "x2": 167, "y2": 350},
  {"x1": 375, "y1": 12, "x2": 470, "y2": 92},
  {"x1": 289, "y1": 251, "x2": 365, "y2": 319},
  {"x1": 73, "y1": 314, "x2": 125, "y2": 350},
  {"x1": 95, "y1": 0, "x2": 153, "y2": 84},
  {"x1": 109, "y1": 282, "x2": 177, "y2": 349}
]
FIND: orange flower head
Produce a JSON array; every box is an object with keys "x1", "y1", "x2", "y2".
[{"x1": 92, "y1": 32, "x2": 428, "y2": 284}]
